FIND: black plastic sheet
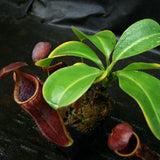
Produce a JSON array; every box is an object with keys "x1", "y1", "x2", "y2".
[{"x1": 0, "y1": 0, "x2": 160, "y2": 160}]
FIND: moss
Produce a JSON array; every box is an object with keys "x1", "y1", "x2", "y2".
[{"x1": 59, "y1": 87, "x2": 114, "y2": 133}]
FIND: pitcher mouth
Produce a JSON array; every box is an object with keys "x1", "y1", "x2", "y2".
[
  {"x1": 115, "y1": 131, "x2": 140, "y2": 157},
  {"x1": 0, "y1": 62, "x2": 74, "y2": 147},
  {"x1": 13, "y1": 69, "x2": 39, "y2": 105}
]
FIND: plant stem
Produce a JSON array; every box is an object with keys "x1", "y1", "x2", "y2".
[
  {"x1": 47, "y1": 67, "x2": 50, "y2": 76},
  {"x1": 106, "y1": 57, "x2": 110, "y2": 67},
  {"x1": 102, "y1": 72, "x2": 118, "y2": 87},
  {"x1": 81, "y1": 57, "x2": 84, "y2": 63},
  {"x1": 94, "y1": 60, "x2": 117, "y2": 84}
]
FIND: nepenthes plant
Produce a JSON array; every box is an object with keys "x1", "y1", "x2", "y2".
[
  {"x1": 1, "y1": 19, "x2": 160, "y2": 148},
  {"x1": 35, "y1": 18, "x2": 160, "y2": 140}
]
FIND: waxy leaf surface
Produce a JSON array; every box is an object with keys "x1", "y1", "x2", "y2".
[
  {"x1": 123, "y1": 62, "x2": 160, "y2": 71},
  {"x1": 117, "y1": 70, "x2": 160, "y2": 139},
  {"x1": 72, "y1": 26, "x2": 116, "y2": 60},
  {"x1": 35, "y1": 57, "x2": 54, "y2": 67},
  {"x1": 43, "y1": 65, "x2": 102, "y2": 110},
  {"x1": 112, "y1": 19, "x2": 160, "y2": 62},
  {"x1": 48, "y1": 41, "x2": 104, "y2": 69}
]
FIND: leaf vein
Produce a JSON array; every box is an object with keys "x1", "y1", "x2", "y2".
[
  {"x1": 120, "y1": 73, "x2": 160, "y2": 124},
  {"x1": 96, "y1": 36, "x2": 107, "y2": 56},
  {"x1": 57, "y1": 72, "x2": 99, "y2": 105},
  {"x1": 115, "y1": 33, "x2": 160, "y2": 61}
]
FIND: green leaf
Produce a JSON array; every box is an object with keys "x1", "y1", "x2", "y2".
[
  {"x1": 72, "y1": 26, "x2": 116, "y2": 60},
  {"x1": 117, "y1": 70, "x2": 160, "y2": 139},
  {"x1": 35, "y1": 57, "x2": 53, "y2": 67},
  {"x1": 123, "y1": 62, "x2": 160, "y2": 71},
  {"x1": 43, "y1": 65, "x2": 103, "y2": 110},
  {"x1": 112, "y1": 19, "x2": 160, "y2": 62},
  {"x1": 48, "y1": 41, "x2": 104, "y2": 70}
]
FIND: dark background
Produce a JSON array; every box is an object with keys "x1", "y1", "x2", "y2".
[{"x1": 0, "y1": 0, "x2": 160, "y2": 159}]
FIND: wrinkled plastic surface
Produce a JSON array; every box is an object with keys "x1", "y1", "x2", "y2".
[{"x1": 0, "y1": 0, "x2": 160, "y2": 159}]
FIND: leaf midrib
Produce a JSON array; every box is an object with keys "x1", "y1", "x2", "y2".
[
  {"x1": 52, "y1": 50, "x2": 94, "y2": 59},
  {"x1": 114, "y1": 33, "x2": 160, "y2": 61},
  {"x1": 57, "y1": 72, "x2": 99, "y2": 105},
  {"x1": 120, "y1": 72, "x2": 160, "y2": 125},
  {"x1": 96, "y1": 36, "x2": 107, "y2": 56},
  {"x1": 51, "y1": 50, "x2": 102, "y2": 67}
]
